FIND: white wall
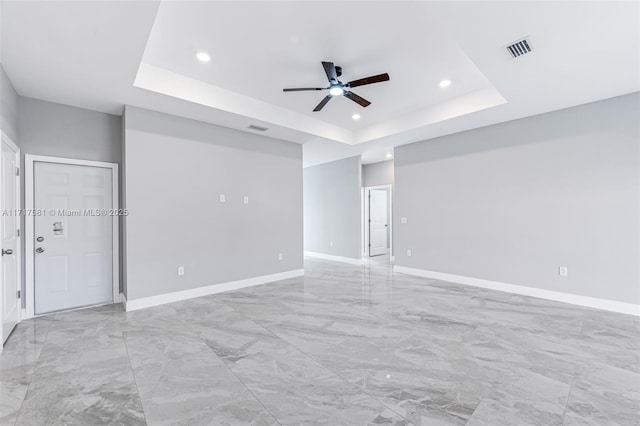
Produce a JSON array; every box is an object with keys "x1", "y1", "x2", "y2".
[
  {"x1": 304, "y1": 156, "x2": 362, "y2": 260},
  {"x1": 0, "y1": 65, "x2": 18, "y2": 142},
  {"x1": 394, "y1": 93, "x2": 640, "y2": 305},
  {"x1": 362, "y1": 160, "x2": 393, "y2": 187},
  {"x1": 123, "y1": 106, "x2": 303, "y2": 301}
]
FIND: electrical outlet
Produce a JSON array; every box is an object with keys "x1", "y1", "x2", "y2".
[
  {"x1": 177, "y1": 266, "x2": 185, "y2": 276},
  {"x1": 559, "y1": 266, "x2": 568, "y2": 277},
  {"x1": 278, "y1": 253, "x2": 283, "y2": 261},
  {"x1": 219, "y1": 194, "x2": 226, "y2": 203},
  {"x1": 243, "y1": 196, "x2": 249, "y2": 204},
  {"x1": 330, "y1": 241, "x2": 334, "y2": 247},
  {"x1": 401, "y1": 217, "x2": 408, "y2": 224},
  {"x1": 406, "y1": 249, "x2": 412, "y2": 257}
]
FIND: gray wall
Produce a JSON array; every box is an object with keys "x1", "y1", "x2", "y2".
[
  {"x1": 395, "y1": 93, "x2": 640, "y2": 305},
  {"x1": 123, "y1": 106, "x2": 303, "y2": 301},
  {"x1": 304, "y1": 156, "x2": 362, "y2": 260},
  {"x1": 18, "y1": 97, "x2": 121, "y2": 163},
  {"x1": 17, "y1": 97, "x2": 123, "y2": 301},
  {"x1": 1, "y1": 65, "x2": 18, "y2": 142},
  {"x1": 362, "y1": 160, "x2": 394, "y2": 187}
]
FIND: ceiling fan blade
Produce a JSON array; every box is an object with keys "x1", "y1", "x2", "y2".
[
  {"x1": 283, "y1": 87, "x2": 325, "y2": 92},
  {"x1": 313, "y1": 95, "x2": 332, "y2": 112},
  {"x1": 344, "y1": 91, "x2": 371, "y2": 108},
  {"x1": 347, "y1": 73, "x2": 390, "y2": 88},
  {"x1": 322, "y1": 61, "x2": 338, "y2": 83}
]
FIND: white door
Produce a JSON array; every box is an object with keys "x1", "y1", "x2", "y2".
[
  {"x1": 1, "y1": 139, "x2": 20, "y2": 343},
  {"x1": 369, "y1": 189, "x2": 389, "y2": 257},
  {"x1": 34, "y1": 162, "x2": 113, "y2": 314}
]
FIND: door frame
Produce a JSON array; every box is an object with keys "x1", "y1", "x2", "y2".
[
  {"x1": 362, "y1": 184, "x2": 393, "y2": 259},
  {"x1": 0, "y1": 131, "x2": 22, "y2": 348},
  {"x1": 24, "y1": 155, "x2": 119, "y2": 318}
]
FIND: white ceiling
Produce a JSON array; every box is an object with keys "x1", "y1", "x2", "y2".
[{"x1": 1, "y1": 1, "x2": 638, "y2": 166}]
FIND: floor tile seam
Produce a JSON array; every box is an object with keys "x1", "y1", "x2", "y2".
[
  {"x1": 220, "y1": 299, "x2": 419, "y2": 426},
  {"x1": 172, "y1": 302, "x2": 283, "y2": 426},
  {"x1": 120, "y1": 329, "x2": 150, "y2": 426},
  {"x1": 7, "y1": 313, "x2": 61, "y2": 426},
  {"x1": 205, "y1": 297, "x2": 419, "y2": 425},
  {"x1": 560, "y1": 379, "x2": 576, "y2": 425}
]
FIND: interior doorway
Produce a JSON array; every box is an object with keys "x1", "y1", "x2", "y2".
[
  {"x1": 1, "y1": 132, "x2": 21, "y2": 345},
  {"x1": 363, "y1": 185, "x2": 392, "y2": 258}
]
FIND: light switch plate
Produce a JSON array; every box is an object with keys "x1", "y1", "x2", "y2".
[
  {"x1": 559, "y1": 266, "x2": 568, "y2": 277},
  {"x1": 401, "y1": 217, "x2": 408, "y2": 224},
  {"x1": 243, "y1": 196, "x2": 249, "y2": 204},
  {"x1": 406, "y1": 249, "x2": 412, "y2": 257},
  {"x1": 219, "y1": 194, "x2": 226, "y2": 203},
  {"x1": 278, "y1": 253, "x2": 283, "y2": 261},
  {"x1": 177, "y1": 266, "x2": 185, "y2": 276}
]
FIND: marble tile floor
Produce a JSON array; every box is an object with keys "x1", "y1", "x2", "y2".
[{"x1": 1, "y1": 258, "x2": 638, "y2": 425}]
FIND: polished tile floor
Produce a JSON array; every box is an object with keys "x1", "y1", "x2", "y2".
[{"x1": 1, "y1": 257, "x2": 639, "y2": 425}]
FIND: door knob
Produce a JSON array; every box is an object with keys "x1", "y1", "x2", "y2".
[
  {"x1": 2, "y1": 249, "x2": 13, "y2": 256},
  {"x1": 36, "y1": 236, "x2": 44, "y2": 242},
  {"x1": 35, "y1": 247, "x2": 45, "y2": 254}
]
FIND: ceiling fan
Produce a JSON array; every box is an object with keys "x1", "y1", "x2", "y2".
[{"x1": 283, "y1": 61, "x2": 390, "y2": 112}]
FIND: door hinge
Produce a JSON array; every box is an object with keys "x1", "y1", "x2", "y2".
[
  {"x1": 17, "y1": 290, "x2": 20, "y2": 299},
  {"x1": 16, "y1": 167, "x2": 19, "y2": 176},
  {"x1": 16, "y1": 229, "x2": 20, "y2": 237}
]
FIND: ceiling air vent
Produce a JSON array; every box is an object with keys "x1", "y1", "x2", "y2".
[
  {"x1": 506, "y1": 38, "x2": 533, "y2": 58},
  {"x1": 248, "y1": 124, "x2": 268, "y2": 132}
]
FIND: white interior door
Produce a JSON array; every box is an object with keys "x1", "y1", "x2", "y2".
[
  {"x1": 34, "y1": 162, "x2": 113, "y2": 314},
  {"x1": 369, "y1": 189, "x2": 389, "y2": 257},
  {"x1": 1, "y1": 139, "x2": 20, "y2": 343}
]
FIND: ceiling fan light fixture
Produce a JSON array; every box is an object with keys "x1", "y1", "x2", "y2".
[{"x1": 329, "y1": 86, "x2": 344, "y2": 96}]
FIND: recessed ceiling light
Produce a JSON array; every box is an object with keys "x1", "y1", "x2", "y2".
[
  {"x1": 196, "y1": 52, "x2": 211, "y2": 63},
  {"x1": 352, "y1": 113, "x2": 361, "y2": 120},
  {"x1": 386, "y1": 153, "x2": 393, "y2": 159},
  {"x1": 329, "y1": 86, "x2": 344, "y2": 96},
  {"x1": 439, "y1": 79, "x2": 452, "y2": 88}
]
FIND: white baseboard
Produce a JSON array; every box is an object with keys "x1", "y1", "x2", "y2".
[
  {"x1": 304, "y1": 251, "x2": 363, "y2": 265},
  {"x1": 124, "y1": 269, "x2": 304, "y2": 312},
  {"x1": 394, "y1": 265, "x2": 640, "y2": 317}
]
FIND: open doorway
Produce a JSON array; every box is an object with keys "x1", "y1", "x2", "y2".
[{"x1": 363, "y1": 185, "x2": 392, "y2": 259}]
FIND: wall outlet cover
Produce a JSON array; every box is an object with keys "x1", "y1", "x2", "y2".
[
  {"x1": 278, "y1": 253, "x2": 283, "y2": 261},
  {"x1": 559, "y1": 266, "x2": 568, "y2": 276},
  {"x1": 243, "y1": 196, "x2": 249, "y2": 204},
  {"x1": 401, "y1": 217, "x2": 408, "y2": 224},
  {"x1": 177, "y1": 266, "x2": 185, "y2": 276},
  {"x1": 219, "y1": 194, "x2": 226, "y2": 203},
  {"x1": 406, "y1": 249, "x2": 412, "y2": 257}
]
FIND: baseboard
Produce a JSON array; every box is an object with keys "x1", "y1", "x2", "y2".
[
  {"x1": 124, "y1": 269, "x2": 304, "y2": 312},
  {"x1": 394, "y1": 265, "x2": 640, "y2": 317},
  {"x1": 304, "y1": 251, "x2": 363, "y2": 265}
]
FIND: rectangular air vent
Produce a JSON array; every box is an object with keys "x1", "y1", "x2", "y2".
[
  {"x1": 506, "y1": 38, "x2": 533, "y2": 58},
  {"x1": 248, "y1": 124, "x2": 268, "y2": 132}
]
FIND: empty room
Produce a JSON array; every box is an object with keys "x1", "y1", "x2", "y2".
[{"x1": 0, "y1": 1, "x2": 638, "y2": 425}]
